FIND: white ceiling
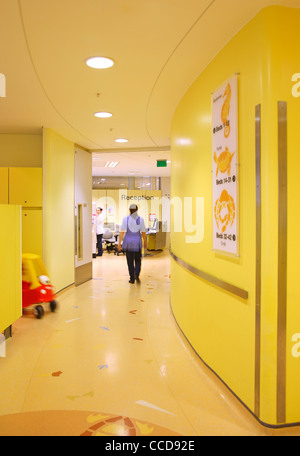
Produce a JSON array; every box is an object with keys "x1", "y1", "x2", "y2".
[
  {"x1": 1, "y1": 0, "x2": 300, "y2": 176},
  {"x1": 92, "y1": 148, "x2": 171, "y2": 177}
]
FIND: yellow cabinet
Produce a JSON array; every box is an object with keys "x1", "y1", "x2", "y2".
[
  {"x1": 9, "y1": 167, "x2": 43, "y2": 207},
  {"x1": 0, "y1": 167, "x2": 9, "y2": 204},
  {"x1": 22, "y1": 209, "x2": 43, "y2": 257},
  {"x1": 0, "y1": 205, "x2": 22, "y2": 333}
]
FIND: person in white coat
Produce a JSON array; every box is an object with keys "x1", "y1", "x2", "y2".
[{"x1": 96, "y1": 207, "x2": 105, "y2": 256}]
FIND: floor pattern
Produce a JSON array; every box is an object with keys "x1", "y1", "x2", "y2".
[{"x1": 1, "y1": 250, "x2": 300, "y2": 436}]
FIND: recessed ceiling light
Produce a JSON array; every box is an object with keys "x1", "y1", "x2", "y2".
[
  {"x1": 86, "y1": 57, "x2": 114, "y2": 69},
  {"x1": 115, "y1": 138, "x2": 128, "y2": 143},
  {"x1": 105, "y1": 161, "x2": 119, "y2": 168},
  {"x1": 94, "y1": 112, "x2": 112, "y2": 118}
]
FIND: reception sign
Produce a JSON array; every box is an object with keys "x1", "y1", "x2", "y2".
[{"x1": 212, "y1": 75, "x2": 239, "y2": 256}]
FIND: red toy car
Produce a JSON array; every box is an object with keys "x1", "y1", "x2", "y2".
[{"x1": 22, "y1": 254, "x2": 58, "y2": 319}]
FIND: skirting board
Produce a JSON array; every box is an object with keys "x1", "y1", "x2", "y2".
[{"x1": 75, "y1": 261, "x2": 93, "y2": 286}]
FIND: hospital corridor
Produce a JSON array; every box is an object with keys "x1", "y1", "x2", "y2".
[
  {"x1": 0, "y1": 251, "x2": 298, "y2": 437},
  {"x1": 2, "y1": 0, "x2": 300, "y2": 438}
]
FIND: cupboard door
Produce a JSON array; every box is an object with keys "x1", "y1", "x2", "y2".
[
  {"x1": 0, "y1": 167, "x2": 9, "y2": 204},
  {"x1": 0, "y1": 205, "x2": 22, "y2": 333},
  {"x1": 22, "y1": 209, "x2": 43, "y2": 257},
  {"x1": 9, "y1": 167, "x2": 42, "y2": 207}
]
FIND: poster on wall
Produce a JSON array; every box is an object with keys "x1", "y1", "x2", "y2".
[{"x1": 212, "y1": 74, "x2": 239, "y2": 256}]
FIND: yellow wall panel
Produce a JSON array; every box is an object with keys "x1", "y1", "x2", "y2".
[
  {"x1": 0, "y1": 134, "x2": 42, "y2": 167},
  {"x1": 9, "y1": 167, "x2": 42, "y2": 207},
  {"x1": 0, "y1": 167, "x2": 8, "y2": 204},
  {"x1": 22, "y1": 209, "x2": 43, "y2": 257},
  {"x1": 0, "y1": 205, "x2": 22, "y2": 333},
  {"x1": 94, "y1": 190, "x2": 107, "y2": 215},
  {"x1": 106, "y1": 189, "x2": 119, "y2": 226},
  {"x1": 43, "y1": 128, "x2": 75, "y2": 292}
]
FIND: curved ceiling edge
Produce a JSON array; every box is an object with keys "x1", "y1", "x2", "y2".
[
  {"x1": 145, "y1": 0, "x2": 216, "y2": 146},
  {"x1": 18, "y1": 0, "x2": 103, "y2": 149}
]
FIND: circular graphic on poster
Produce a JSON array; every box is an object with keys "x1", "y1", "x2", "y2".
[{"x1": 214, "y1": 189, "x2": 236, "y2": 234}]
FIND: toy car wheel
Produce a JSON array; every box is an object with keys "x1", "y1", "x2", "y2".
[
  {"x1": 50, "y1": 300, "x2": 57, "y2": 312},
  {"x1": 33, "y1": 305, "x2": 44, "y2": 319}
]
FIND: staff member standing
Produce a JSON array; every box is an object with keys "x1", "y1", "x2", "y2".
[
  {"x1": 96, "y1": 207, "x2": 105, "y2": 256},
  {"x1": 118, "y1": 204, "x2": 147, "y2": 284}
]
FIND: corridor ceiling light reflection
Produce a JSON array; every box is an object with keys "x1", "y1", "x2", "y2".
[{"x1": 176, "y1": 138, "x2": 192, "y2": 146}]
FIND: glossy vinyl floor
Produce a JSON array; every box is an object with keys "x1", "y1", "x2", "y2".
[{"x1": 1, "y1": 250, "x2": 300, "y2": 436}]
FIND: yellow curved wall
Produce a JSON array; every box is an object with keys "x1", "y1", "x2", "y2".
[
  {"x1": 171, "y1": 6, "x2": 300, "y2": 426},
  {"x1": 43, "y1": 128, "x2": 75, "y2": 293}
]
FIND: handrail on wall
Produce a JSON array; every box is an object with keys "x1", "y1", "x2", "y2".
[{"x1": 170, "y1": 250, "x2": 248, "y2": 300}]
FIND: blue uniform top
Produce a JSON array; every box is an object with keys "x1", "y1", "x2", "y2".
[{"x1": 121, "y1": 213, "x2": 146, "y2": 252}]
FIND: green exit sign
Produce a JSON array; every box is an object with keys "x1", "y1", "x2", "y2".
[{"x1": 157, "y1": 160, "x2": 167, "y2": 168}]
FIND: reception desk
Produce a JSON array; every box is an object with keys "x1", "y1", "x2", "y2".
[{"x1": 147, "y1": 221, "x2": 166, "y2": 251}]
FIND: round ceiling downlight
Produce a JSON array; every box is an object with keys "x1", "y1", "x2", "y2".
[
  {"x1": 115, "y1": 138, "x2": 128, "y2": 143},
  {"x1": 86, "y1": 57, "x2": 114, "y2": 69},
  {"x1": 94, "y1": 112, "x2": 113, "y2": 118}
]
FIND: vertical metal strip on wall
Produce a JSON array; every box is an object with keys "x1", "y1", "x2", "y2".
[
  {"x1": 277, "y1": 101, "x2": 288, "y2": 424},
  {"x1": 255, "y1": 104, "x2": 262, "y2": 418}
]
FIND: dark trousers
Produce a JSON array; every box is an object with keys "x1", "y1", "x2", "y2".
[
  {"x1": 126, "y1": 251, "x2": 142, "y2": 281},
  {"x1": 97, "y1": 234, "x2": 103, "y2": 256}
]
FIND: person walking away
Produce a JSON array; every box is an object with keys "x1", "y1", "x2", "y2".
[
  {"x1": 118, "y1": 204, "x2": 147, "y2": 283},
  {"x1": 96, "y1": 207, "x2": 105, "y2": 256}
]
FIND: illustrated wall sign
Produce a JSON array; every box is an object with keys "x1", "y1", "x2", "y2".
[{"x1": 212, "y1": 74, "x2": 239, "y2": 256}]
